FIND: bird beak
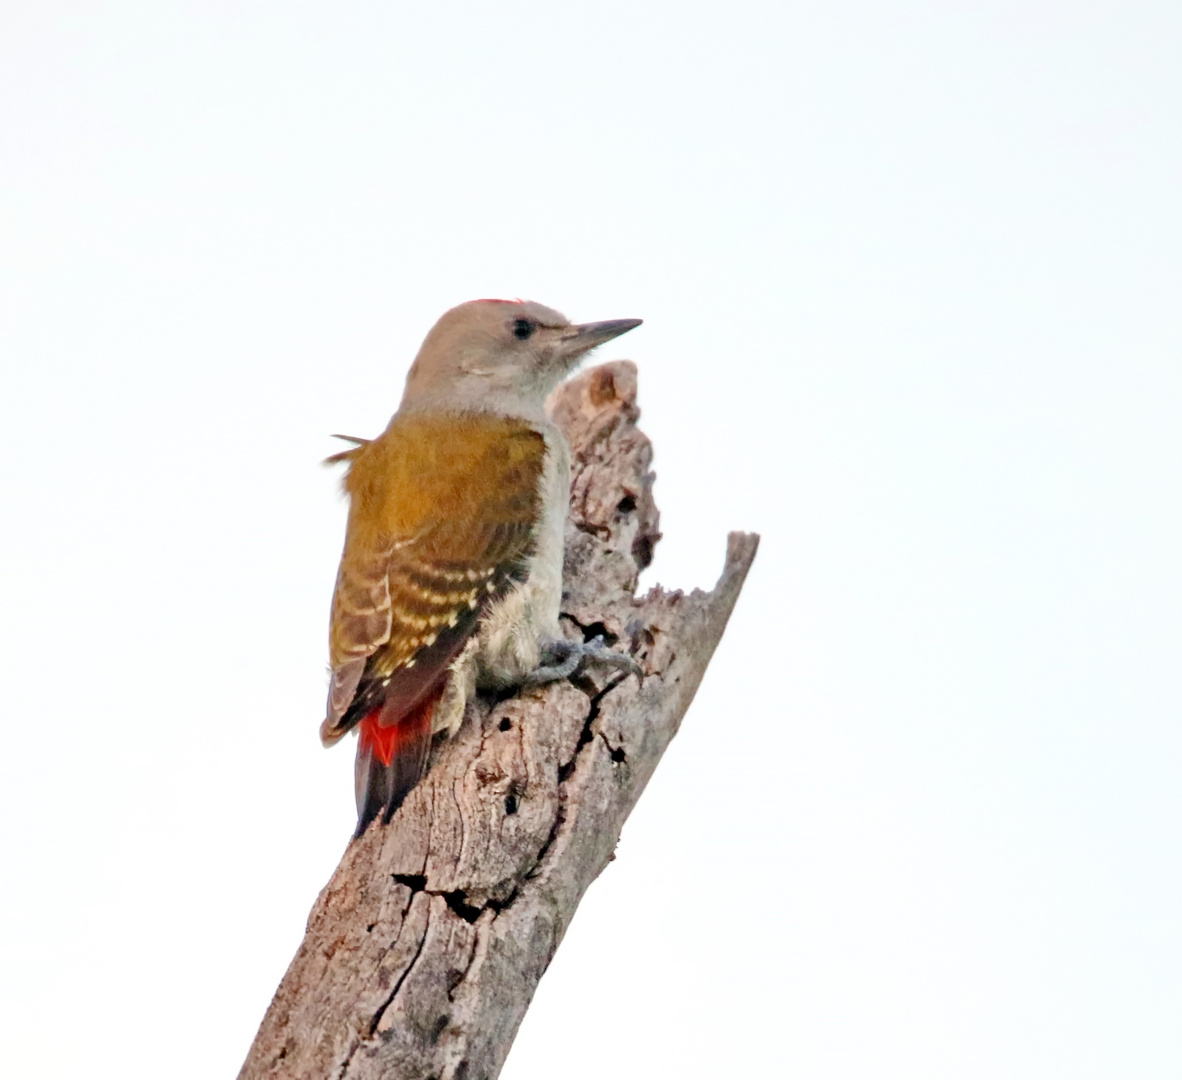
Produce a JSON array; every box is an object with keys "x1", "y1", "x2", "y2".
[{"x1": 559, "y1": 318, "x2": 643, "y2": 358}]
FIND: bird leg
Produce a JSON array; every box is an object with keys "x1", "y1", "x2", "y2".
[{"x1": 524, "y1": 636, "x2": 642, "y2": 686}]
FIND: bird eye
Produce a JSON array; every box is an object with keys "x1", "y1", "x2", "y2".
[{"x1": 512, "y1": 318, "x2": 536, "y2": 340}]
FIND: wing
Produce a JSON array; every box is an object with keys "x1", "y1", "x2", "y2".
[{"x1": 320, "y1": 411, "x2": 547, "y2": 744}]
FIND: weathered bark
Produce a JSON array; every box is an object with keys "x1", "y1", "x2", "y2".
[{"x1": 239, "y1": 362, "x2": 759, "y2": 1080}]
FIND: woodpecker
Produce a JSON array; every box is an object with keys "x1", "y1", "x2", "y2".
[{"x1": 320, "y1": 299, "x2": 642, "y2": 836}]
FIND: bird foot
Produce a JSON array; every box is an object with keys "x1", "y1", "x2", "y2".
[{"x1": 524, "y1": 636, "x2": 642, "y2": 686}]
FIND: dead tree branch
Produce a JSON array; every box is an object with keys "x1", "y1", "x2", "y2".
[{"x1": 239, "y1": 362, "x2": 759, "y2": 1080}]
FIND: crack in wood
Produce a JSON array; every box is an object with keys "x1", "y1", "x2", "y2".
[{"x1": 367, "y1": 920, "x2": 429, "y2": 1040}]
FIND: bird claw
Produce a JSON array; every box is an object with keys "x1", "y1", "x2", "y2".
[{"x1": 525, "y1": 635, "x2": 642, "y2": 686}]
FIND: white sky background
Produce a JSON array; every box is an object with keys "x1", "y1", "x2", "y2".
[{"x1": 1, "y1": 1, "x2": 1180, "y2": 1076}]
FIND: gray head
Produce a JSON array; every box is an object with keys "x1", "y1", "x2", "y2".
[{"x1": 400, "y1": 299, "x2": 642, "y2": 417}]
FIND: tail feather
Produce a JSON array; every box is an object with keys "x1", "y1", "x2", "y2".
[{"x1": 353, "y1": 690, "x2": 438, "y2": 838}]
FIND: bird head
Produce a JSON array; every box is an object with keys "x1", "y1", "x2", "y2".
[{"x1": 400, "y1": 299, "x2": 642, "y2": 417}]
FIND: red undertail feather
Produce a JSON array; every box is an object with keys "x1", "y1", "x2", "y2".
[
  {"x1": 359, "y1": 708, "x2": 405, "y2": 769},
  {"x1": 354, "y1": 690, "x2": 440, "y2": 838}
]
